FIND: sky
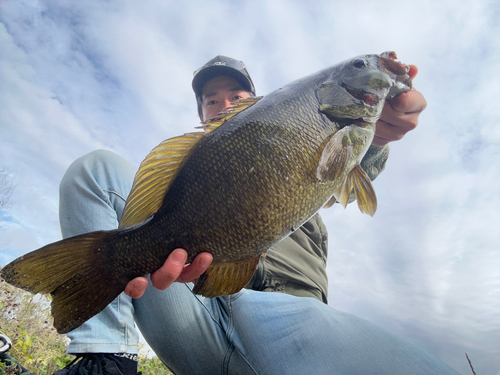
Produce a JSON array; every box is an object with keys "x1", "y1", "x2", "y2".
[{"x1": 1, "y1": 0, "x2": 499, "y2": 373}]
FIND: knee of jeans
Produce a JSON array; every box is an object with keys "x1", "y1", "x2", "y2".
[{"x1": 60, "y1": 150, "x2": 132, "y2": 194}]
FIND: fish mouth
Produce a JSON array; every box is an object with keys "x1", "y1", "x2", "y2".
[
  {"x1": 379, "y1": 51, "x2": 413, "y2": 94},
  {"x1": 341, "y1": 83, "x2": 380, "y2": 106},
  {"x1": 378, "y1": 51, "x2": 410, "y2": 76}
]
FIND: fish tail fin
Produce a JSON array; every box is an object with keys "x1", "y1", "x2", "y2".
[{"x1": 0, "y1": 231, "x2": 126, "y2": 334}]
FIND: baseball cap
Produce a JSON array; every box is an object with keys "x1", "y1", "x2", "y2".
[{"x1": 192, "y1": 55, "x2": 256, "y2": 106}]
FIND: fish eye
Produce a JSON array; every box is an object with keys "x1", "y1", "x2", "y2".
[{"x1": 352, "y1": 59, "x2": 368, "y2": 68}]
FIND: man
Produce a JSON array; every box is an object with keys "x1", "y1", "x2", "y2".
[{"x1": 50, "y1": 55, "x2": 458, "y2": 375}]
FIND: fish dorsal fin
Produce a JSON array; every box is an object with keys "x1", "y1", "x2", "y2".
[
  {"x1": 192, "y1": 255, "x2": 261, "y2": 297},
  {"x1": 350, "y1": 165, "x2": 377, "y2": 216},
  {"x1": 316, "y1": 127, "x2": 354, "y2": 182},
  {"x1": 198, "y1": 96, "x2": 262, "y2": 132},
  {"x1": 119, "y1": 132, "x2": 205, "y2": 228}
]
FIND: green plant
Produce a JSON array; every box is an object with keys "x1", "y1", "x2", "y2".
[
  {"x1": 138, "y1": 354, "x2": 173, "y2": 375},
  {"x1": 0, "y1": 273, "x2": 72, "y2": 375},
  {"x1": 1, "y1": 269, "x2": 171, "y2": 375}
]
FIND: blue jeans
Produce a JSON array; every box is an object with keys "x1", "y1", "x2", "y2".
[{"x1": 59, "y1": 150, "x2": 459, "y2": 375}]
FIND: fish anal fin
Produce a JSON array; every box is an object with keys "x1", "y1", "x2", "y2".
[
  {"x1": 192, "y1": 256, "x2": 261, "y2": 297},
  {"x1": 199, "y1": 97, "x2": 262, "y2": 132},
  {"x1": 350, "y1": 165, "x2": 377, "y2": 216},
  {"x1": 316, "y1": 127, "x2": 353, "y2": 182},
  {"x1": 119, "y1": 132, "x2": 205, "y2": 228}
]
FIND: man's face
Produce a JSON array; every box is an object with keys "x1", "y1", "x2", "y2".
[{"x1": 201, "y1": 75, "x2": 252, "y2": 121}]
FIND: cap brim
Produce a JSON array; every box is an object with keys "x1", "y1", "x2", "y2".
[{"x1": 192, "y1": 65, "x2": 254, "y2": 98}]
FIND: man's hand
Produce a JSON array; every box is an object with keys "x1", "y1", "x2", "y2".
[
  {"x1": 372, "y1": 65, "x2": 427, "y2": 146},
  {"x1": 124, "y1": 250, "x2": 213, "y2": 299}
]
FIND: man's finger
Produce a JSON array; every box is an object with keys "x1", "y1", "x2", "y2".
[
  {"x1": 386, "y1": 89, "x2": 427, "y2": 115},
  {"x1": 177, "y1": 252, "x2": 213, "y2": 283},
  {"x1": 150, "y1": 249, "x2": 187, "y2": 290},
  {"x1": 372, "y1": 120, "x2": 409, "y2": 146},
  {"x1": 408, "y1": 64, "x2": 418, "y2": 80},
  {"x1": 124, "y1": 277, "x2": 148, "y2": 299},
  {"x1": 373, "y1": 87, "x2": 426, "y2": 147}
]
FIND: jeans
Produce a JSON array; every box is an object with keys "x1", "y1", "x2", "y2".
[
  {"x1": 59, "y1": 150, "x2": 138, "y2": 354},
  {"x1": 59, "y1": 150, "x2": 459, "y2": 375}
]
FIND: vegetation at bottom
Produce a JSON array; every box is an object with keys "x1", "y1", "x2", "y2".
[{"x1": 0, "y1": 270, "x2": 172, "y2": 375}]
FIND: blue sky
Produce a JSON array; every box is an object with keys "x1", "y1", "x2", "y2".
[{"x1": 1, "y1": 0, "x2": 499, "y2": 373}]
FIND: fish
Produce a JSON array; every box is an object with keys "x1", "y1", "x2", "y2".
[{"x1": 0, "y1": 51, "x2": 412, "y2": 334}]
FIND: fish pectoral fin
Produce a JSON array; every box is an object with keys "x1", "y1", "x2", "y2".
[
  {"x1": 119, "y1": 132, "x2": 205, "y2": 228},
  {"x1": 200, "y1": 96, "x2": 262, "y2": 131},
  {"x1": 316, "y1": 127, "x2": 353, "y2": 182},
  {"x1": 350, "y1": 165, "x2": 377, "y2": 216},
  {"x1": 192, "y1": 255, "x2": 261, "y2": 297}
]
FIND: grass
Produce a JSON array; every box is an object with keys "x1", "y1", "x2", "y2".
[{"x1": 0, "y1": 270, "x2": 172, "y2": 375}]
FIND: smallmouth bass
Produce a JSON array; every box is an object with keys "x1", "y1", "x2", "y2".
[{"x1": 1, "y1": 52, "x2": 412, "y2": 333}]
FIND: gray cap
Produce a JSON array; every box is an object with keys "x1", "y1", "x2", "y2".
[{"x1": 192, "y1": 55, "x2": 256, "y2": 117}]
